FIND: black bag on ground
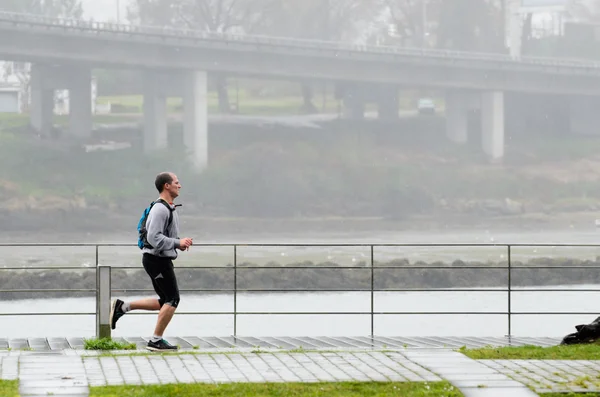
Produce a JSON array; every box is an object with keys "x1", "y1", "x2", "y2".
[{"x1": 561, "y1": 316, "x2": 600, "y2": 345}]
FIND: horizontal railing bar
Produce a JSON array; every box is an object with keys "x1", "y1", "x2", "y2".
[
  {"x1": 0, "y1": 267, "x2": 97, "y2": 270},
  {"x1": 229, "y1": 266, "x2": 511, "y2": 270},
  {"x1": 3, "y1": 242, "x2": 600, "y2": 247},
  {"x1": 116, "y1": 266, "x2": 511, "y2": 270},
  {"x1": 230, "y1": 288, "x2": 600, "y2": 292},
  {"x1": 93, "y1": 288, "x2": 600, "y2": 293},
  {"x1": 165, "y1": 288, "x2": 510, "y2": 292},
  {"x1": 509, "y1": 312, "x2": 600, "y2": 315},
  {"x1": 234, "y1": 288, "x2": 506, "y2": 292},
  {"x1": 0, "y1": 289, "x2": 95, "y2": 293},
  {"x1": 0, "y1": 266, "x2": 512, "y2": 270},
  {"x1": 115, "y1": 267, "x2": 231, "y2": 270},
  {"x1": 5, "y1": 265, "x2": 600, "y2": 270},
  {"x1": 511, "y1": 289, "x2": 600, "y2": 292},
  {"x1": 120, "y1": 311, "x2": 600, "y2": 315},
  {"x1": 0, "y1": 287, "x2": 594, "y2": 293},
  {"x1": 0, "y1": 287, "x2": 595, "y2": 294},
  {"x1": 109, "y1": 311, "x2": 510, "y2": 315},
  {"x1": 0, "y1": 312, "x2": 95, "y2": 316},
  {"x1": 1, "y1": 310, "x2": 598, "y2": 316},
  {"x1": 111, "y1": 289, "x2": 235, "y2": 293},
  {"x1": 509, "y1": 266, "x2": 600, "y2": 269},
  {"x1": 0, "y1": 287, "x2": 594, "y2": 295}
]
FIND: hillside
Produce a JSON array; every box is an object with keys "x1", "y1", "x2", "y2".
[{"x1": 3, "y1": 112, "x2": 600, "y2": 234}]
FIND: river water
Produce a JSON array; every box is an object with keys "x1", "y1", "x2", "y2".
[{"x1": 0, "y1": 287, "x2": 597, "y2": 338}]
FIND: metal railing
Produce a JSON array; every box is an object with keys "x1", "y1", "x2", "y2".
[
  {"x1": 1, "y1": 11, "x2": 600, "y2": 70},
  {"x1": 0, "y1": 242, "x2": 599, "y2": 338}
]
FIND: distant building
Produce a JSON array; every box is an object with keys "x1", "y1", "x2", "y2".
[{"x1": 0, "y1": 61, "x2": 27, "y2": 113}]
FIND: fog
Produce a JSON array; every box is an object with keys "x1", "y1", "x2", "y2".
[
  {"x1": 4, "y1": 0, "x2": 600, "y2": 342},
  {"x1": 1, "y1": 0, "x2": 600, "y2": 246}
]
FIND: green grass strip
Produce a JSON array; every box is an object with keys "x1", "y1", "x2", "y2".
[
  {"x1": 83, "y1": 337, "x2": 137, "y2": 351},
  {"x1": 0, "y1": 380, "x2": 19, "y2": 397},
  {"x1": 89, "y1": 381, "x2": 463, "y2": 397},
  {"x1": 458, "y1": 343, "x2": 600, "y2": 360}
]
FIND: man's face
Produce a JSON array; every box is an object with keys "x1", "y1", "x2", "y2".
[{"x1": 164, "y1": 174, "x2": 181, "y2": 199}]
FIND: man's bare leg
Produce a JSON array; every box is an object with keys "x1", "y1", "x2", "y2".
[
  {"x1": 111, "y1": 297, "x2": 161, "y2": 330},
  {"x1": 153, "y1": 304, "x2": 176, "y2": 337},
  {"x1": 130, "y1": 298, "x2": 161, "y2": 311}
]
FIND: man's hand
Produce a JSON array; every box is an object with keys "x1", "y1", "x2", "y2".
[{"x1": 180, "y1": 238, "x2": 194, "y2": 250}]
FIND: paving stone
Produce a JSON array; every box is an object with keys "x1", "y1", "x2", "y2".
[
  {"x1": 66, "y1": 338, "x2": 85, "y2": 350},
  {"x1": 260, "y1": 337, "x2": 303, "y2": 349},
  {"x1": 8, "y1": 339, "x2": 29, "y2": 350},
  {"x1": 164, "y1": 356, "x2": 196, "y2": 383},
  {"x1": 27, "y1": 339, "x2": 50, "y2": 351},
  {"x1": 1, "y1": 356, "x2": 19, "y2": 380},
  {"x1": 461, "y1": 387, "x2": 538, "y2": 397},
  {"x1": 18, "y1": 356, "x2": 89, "y2": 396},
  {"x1": 198, "y1": 355, "x2": 229, "y2": 382},
  {"x1": 275, "y1": 353, "x2": 317, "y2": 382}
]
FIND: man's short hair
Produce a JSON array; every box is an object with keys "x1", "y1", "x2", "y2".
[{"x1": 155, "y1": 172, "x2": 174, "y2": 193}]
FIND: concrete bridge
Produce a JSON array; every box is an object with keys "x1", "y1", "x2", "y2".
[{"x1": 2, "y1": 12, "x2": 600, "y2": 169}]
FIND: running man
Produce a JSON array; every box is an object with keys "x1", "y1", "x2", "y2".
[{"x1": 109, "y1": 172, "x2": 193, "y2": 351}]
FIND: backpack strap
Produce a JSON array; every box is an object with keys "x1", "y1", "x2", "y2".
[{"x1": 155, "y1": 199, "x2": 177, "y2": 231}]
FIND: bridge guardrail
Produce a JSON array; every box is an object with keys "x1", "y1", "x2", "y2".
[{"x1": 1, "y1": 11, "x2": 600, "y2": 70}]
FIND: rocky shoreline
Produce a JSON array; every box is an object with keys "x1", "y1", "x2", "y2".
[{"x1": 0, "y1": 257, "x2": 597, "y2": 301}]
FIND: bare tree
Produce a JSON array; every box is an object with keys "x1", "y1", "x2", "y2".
[
  {"x1": 568, "y1": 0, "x2": 600, "y2": 21},
  {"x1": 1, "y1": 0, "x2": 84, "y2": 17},
  {"x1": 129, "y1": 0, "x2": 378, "y2": 114},
  {"x1": 436, "y1": 0, "x2": 503, "y2": 52},
  {"x1": 382, "y1": 0, "x2": 439, "y2": 47},
  {"x1": 129, "y1": 0, "x2": 279, "y2": 113},
  {"x1": 254, "y1": 0, "x2": 379, "y2": 112}
]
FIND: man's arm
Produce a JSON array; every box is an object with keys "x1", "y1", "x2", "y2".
[{"x1": 146, "y1": 205, "x2": 180, "y2": 251}]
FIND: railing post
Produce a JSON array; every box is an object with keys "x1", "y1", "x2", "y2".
[
  {"x1": 233, "y1": 245, "x2": 237, "y2": 337},
  {"x1": 96, "y1": 264, "x2": 111, "y2": 339},
  {"x1": 371, "y1": 245, "x2": 374, "y2": 337},
  {"x1": 507, "y1": 245, "x2": 512, "y2": 339}
]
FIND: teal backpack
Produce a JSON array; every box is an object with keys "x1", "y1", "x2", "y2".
[{"x1": 137, "y1": 199, "x2": 174, "y2": 250}]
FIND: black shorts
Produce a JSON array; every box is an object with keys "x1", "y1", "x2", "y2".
[{"x1": 142, "y1": 253, "x2": 180, "y2": 308}]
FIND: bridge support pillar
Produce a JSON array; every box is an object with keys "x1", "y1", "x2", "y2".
[
  {"x1": 481, "y1": 91, "x2": 505, "y2": 161},
  {"x1": 30, "y1": 65, "x2": 54, "y2": 137},
  {"x1": 377, "y1": 87, "x2": 399, "y2": 120},
  {"x1": 183, "y1": 71, "x2": 208, "y2": 172},
  {"x1": 339, "y1": 84, "x2": 365, "y2": 120},
  {"x1": 143, "y1": 71, "x2": 168, "y2": 154},
  {"x1": 445, "y1": 90, "x2": 469, "y2": 144},
  {"x1": 68, "y1": 68, "x2": 93, "y2": 139}
]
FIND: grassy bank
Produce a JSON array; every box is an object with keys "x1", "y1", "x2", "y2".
[
  {"x1": 4, "y1": 107, "x2": 600, "y2": 226},
  {"x1": 89, "y1": 381, "x2": 463, "y2": 397},
  {"x1": 459, "y1": 344, "x2": 600, "y2": 360}
]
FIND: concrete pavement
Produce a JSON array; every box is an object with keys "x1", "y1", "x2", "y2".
[{"x1": 0, "y1": 336, "x2": 595, "y2": 396}]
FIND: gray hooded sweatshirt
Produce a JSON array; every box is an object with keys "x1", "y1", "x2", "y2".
[{"x1": 141, "y1": 200, "x2": 181, "y2": 259}]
